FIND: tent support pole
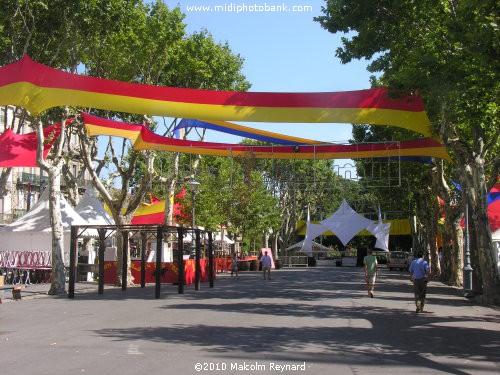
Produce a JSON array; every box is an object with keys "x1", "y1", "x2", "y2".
[{"x1": 155, "y1": 225, "x2": 163, "y2": 298}]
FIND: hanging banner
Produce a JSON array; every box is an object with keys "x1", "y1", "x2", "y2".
[
  {"x1": 83, "y1": 113, "x2": 450, "y2": 160},
  {"x1": 175, "y1": 119, "x2": 322, "y2": 145},
  {"x1": 0, "y1": 55, "x2": 431, "y2": 135}
]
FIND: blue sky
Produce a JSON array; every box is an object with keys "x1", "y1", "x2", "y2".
[{"x1": 166, "y1": 0, "x2": 374, "y2": 145}]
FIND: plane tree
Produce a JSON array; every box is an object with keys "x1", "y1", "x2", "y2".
[{"x1": 317, "y1": 0, "x2": 500, "y2": 303}]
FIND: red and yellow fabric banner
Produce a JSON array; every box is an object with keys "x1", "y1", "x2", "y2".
[
  {"x1": 0, "y1": 55, "x2": 431, "y2": 135},
  {"x1": 131, "y1": 189, "x2": 189, "y2": 225},
  {"x1": 83, "y1": 113, "x2": 450, "y2": 160}
]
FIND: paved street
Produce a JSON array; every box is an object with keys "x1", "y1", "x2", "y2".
[{"x1": 1, "y1": 265, "x2": 499, "y2": 374}]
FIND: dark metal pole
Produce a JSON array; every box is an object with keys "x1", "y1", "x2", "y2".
[
  {"x1": 155, "y1": 225, "x2": 163, "y2": 299},
  {"x1": 140, "y1": 231, "x2": 147, "y2": 288},
  {"x1": 98, "y1": 228, "x2": 106, "y2": 295},
  {"x1": 27, "y1": 183, "x2": 31, "y2": 211},
  {"x1": 192, "y1": 192, "x2": 196, "y2": 232},
  {"x1": 208, "y1": 231, "x2": 214, "y2": 288},
  {"x1": 195, "y1": 229, "x2": 201, "y2": 291},
  {"x1": 68, "y1": 226, "x2": 78, "y2": 299},
  {"x1": 121, "y1": 230, "x2": 129, "y2": 291},
  {"x1": 463, "y1": 199, "x2": 473, "y2": 296},
  {"x1": 177, "y1": 226, "x2": 184, "y2": 294}
]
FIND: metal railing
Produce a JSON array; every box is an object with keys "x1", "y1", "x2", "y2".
[{"x1": 281, "y1": 255, "x2": 308, "y2": 267}]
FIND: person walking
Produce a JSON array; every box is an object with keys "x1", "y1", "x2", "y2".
[
  {"x1": 363, "y1": 249, "x2": 378, "y2": 298},
  {"x1": 230, "y1": 253, "x2": 239, "y2": 279},
  {"x1": 260, "y1": 251, "x2": 272, "y2": 280},
  {"x1": 409, "y1": 251, "x2": 430, "y2": 312}
]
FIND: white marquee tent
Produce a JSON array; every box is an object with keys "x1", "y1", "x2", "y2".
[
  {"x1": 301, "y1": 200, "x2": 391, "y2": 256},
  {"x1": 0, "y1": 188, "x2": 87, "y2": 268},
  {"x1": 75, "y1": 182, "x2": 114, "y2": 226},
  {"x1": 285, "y1": 240, "x2": 331, "y2": 253}
]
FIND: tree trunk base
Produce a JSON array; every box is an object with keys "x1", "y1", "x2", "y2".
[{"x1": 48, "y1": 286, "x2": 67, "y2": 296}]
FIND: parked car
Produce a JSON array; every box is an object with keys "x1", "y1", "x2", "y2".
[
  {"x1": 388, "y1": 251, "x2": 410, "y2": 271},
  {"x1": 373, "y1": 251, "x2": 388, "y2": 264}
]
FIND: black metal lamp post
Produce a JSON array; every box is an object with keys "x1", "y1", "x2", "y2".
[{"x1": 463, "y1": 194, "x2": 473, "y2": 296}]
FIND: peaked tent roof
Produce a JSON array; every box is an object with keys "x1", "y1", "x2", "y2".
[
  {"x1": 75, "y1": 182, "x2": 114, "y2": 225},
  {"x1": 320, "y1": 200, "x2": 374, "y2": 245},
  {"x1": 0, "y1": 188, "x2": 87, "y2": 233},
  {"x1": 285, "y1": 240, "x2": 330, "y2": 252},
  {"x1": 0, "y1": 188, "x2": 88, "y2": 257},
  {"x1": 301, "y1": 200, "x2": 391, "y2": 254}
]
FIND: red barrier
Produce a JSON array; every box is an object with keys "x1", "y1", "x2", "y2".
[
  {"x1": 215, "y1": 256, "x2": 259, "y2": 273},
  {"x1": 103, "y1": 259, "x2": 212, "y2": 285}
]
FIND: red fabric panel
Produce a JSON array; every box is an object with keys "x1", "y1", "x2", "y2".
[
  {"x1": 103, "y1": 260, "x2": 211, "y2": 285},
  {"x1": 0, "y1": 122, "x2": 66, "y2": 167}
]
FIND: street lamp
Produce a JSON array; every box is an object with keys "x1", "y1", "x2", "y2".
[{"x1": 463, "y1": 194, "x2": 473, "y2": 296}]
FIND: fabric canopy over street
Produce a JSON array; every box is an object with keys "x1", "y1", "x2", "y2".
[
  {"x1": 174, "y1": 120, "x2": 440, "y2": 164},
  {"x1": 175, "y1": 119, "x2": 322, "y2": 145},
  {"x1": 0, "y1": 55, "x2": 432, "y2": 135},
  {"x1": 83, "y1": 113, "x2": 450, "y2": 160},
  {"x1": 0, "y1": 121, "x2": 69, "y2": 167},
  {"x1": 301, "y1": 200, "x2": 391, "y2": 255}
]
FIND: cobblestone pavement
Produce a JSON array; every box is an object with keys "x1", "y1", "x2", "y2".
[{"x1": 1, "y1": 266, "x2": 499, "y2": 374}]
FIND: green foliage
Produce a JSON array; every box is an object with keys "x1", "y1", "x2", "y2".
[{"x1": 316, "y1": 0, "x2": 499, "y2": 170}]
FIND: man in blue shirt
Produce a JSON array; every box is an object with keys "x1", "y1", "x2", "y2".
[{"x1": 409, "y1": 251, "x2": 430, "y2": 312}]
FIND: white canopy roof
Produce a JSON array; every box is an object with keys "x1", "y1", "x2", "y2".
[
  {"x1": 301, "y1": 199, "x2": 391, "y2": 255},
  {"x1": 0, "y1": 188, "x2": 86, "y2": 234},
  {"x1": 285, "y1": 240, "x2": 330, "y2": 253},
  {"x1": 75, "y1": 182, "x2": 114, "y2": 225},
  {"x1": 0, "y1": 188, "x2": 87, "y2": 262}
]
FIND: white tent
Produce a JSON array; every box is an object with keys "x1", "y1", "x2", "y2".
[
  {"x1": 75, "y1": 182, "x2": 114, "y2": 226},
  {"x1": 301, "y1": 200, "x2": 391, "y2": 255},
  {"x1": 75, "y1": 184, "x2": 115, "y2": 280},
  {"x1": 493, "y1": 228, "x2": 500, "y2": 241},
  {"x1": 285, "y1": 240, "x2": 330, "y2": 253},
  {"x1": 0, "y1": 188, "x2": 87, "y2": 268},
  {"x1": 214, "y1": 233, "x2": 235, "y2": 244}
]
